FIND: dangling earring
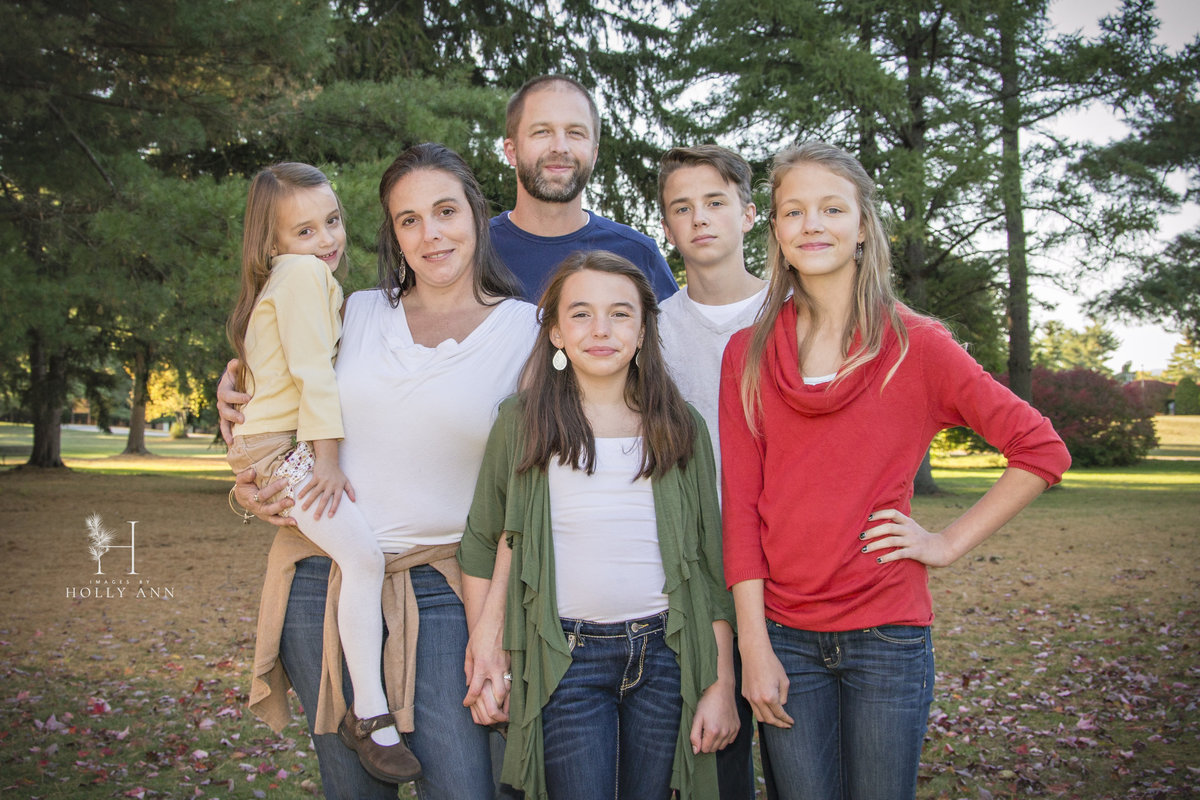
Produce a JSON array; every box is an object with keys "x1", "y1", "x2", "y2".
[
  {"x1": 552, "y1": 348, "x2": 568, "y2": 371},
  {"x1": 635, "y1": 349, "x2": 642, "y2": 369},
  {"x1": 854, "y1": 242, "x2": 864, "y2": 263},
  {"x1": 397, "y1": 252, "x2": 408, "y2": 285}
]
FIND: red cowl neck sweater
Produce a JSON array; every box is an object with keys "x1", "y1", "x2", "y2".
[{"x1": 719, "y1": 302, "x2": 1070, "y2": 631}]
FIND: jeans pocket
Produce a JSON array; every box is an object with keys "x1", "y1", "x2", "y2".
[{"x1": 867, "y1": 625, "x2": 927, "y2": 646}]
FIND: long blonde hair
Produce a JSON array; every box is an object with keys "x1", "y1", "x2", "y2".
[
  {"x1": 739, "y1": 142, "x2": 908, "y2": 433},
  {"x1": 227, "y1": 163, "x2": 347, "y2": 393}
]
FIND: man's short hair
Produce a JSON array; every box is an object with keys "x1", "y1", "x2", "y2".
[
  {"x1": 505, "y1": 75, "x2": 601, "y2": 142},
  {"x1": 658, "y1": 145, "x2": 754, "y2": 215}
]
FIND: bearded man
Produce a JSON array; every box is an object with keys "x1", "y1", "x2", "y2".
[{"x1": 491, "y1": 75, "x2": 678, "y2": 302}]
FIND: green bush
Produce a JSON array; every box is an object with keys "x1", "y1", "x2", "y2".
[
  {"x1": 1176, "y1": 376, "x2": 1200, "y2": 415},
  {"x1": 169, "y1": 420, "x2": 189, "y2": 439}
]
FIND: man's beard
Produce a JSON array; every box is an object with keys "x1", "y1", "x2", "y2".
[{"x1": 516, "y1": 153, "x2": 593, "y2": 204}]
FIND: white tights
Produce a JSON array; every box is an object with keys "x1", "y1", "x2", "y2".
[{"x1": 287, "y1": 473, "x2": 398, "y2": 745}]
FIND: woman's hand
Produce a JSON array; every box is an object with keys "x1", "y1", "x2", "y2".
[
  {"x1": 690, "y1": 680, "x2": 740, "y2": 754},
  {"x1": 860, "y1": 509, "x2": 955, "y2": 568},
  {"x1": 739, "y1": 636, "x2": 793, "y2": 729},
  {"x1": 217, "y1": 358, "x2": 250, "y2": 446},
  {"x1": 467, "y1": 678, "x2": 509, "y2": 728},
  {"x1": 232, "y1": 467, "x2": 297, "y2": 527}
]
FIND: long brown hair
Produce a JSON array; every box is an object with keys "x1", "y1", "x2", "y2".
[
  {"x1": 739, "y1": 142, "x2": 909, "y2": 433},
  {"x1": 518, "y1": 251, "x2": 695, "y2": 480},
  {"x1": 227, "y1": 163, "x2": 347, "y2": 392},
  {"x1": 376, "y1": 143, "x2": 522, "y2": 306}
]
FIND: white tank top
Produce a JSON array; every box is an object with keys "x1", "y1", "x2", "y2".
[{"x1": 548, "y1": 437, "x2": 668, "y2": 622}]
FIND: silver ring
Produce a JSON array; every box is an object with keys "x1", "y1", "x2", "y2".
[
  {"x1": 503, "y1": 672, "x2": 512, "y2": 683},
  {"x1": 252, "y1": 493, "x2": 260, "y2": 503}
]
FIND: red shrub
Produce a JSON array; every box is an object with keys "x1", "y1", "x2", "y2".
[
  {"x1": 1026, "y1": 368, "x2": 1157, "y2": 466},
  {"x1": 943, "y1": 368, "x2": 1158, "y2": 467}
]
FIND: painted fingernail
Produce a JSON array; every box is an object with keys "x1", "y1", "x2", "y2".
[
  {"x1": 858, "y1": 532, "x2": 866, "y2": 540},
  {"x1": 861, "y1": 546, "x2": 868, "y2": 554},
  {"x1": 867, "y1": 513, "x2": 874, "y2": 520},
  {"x1": 876, "y1": 557, "x2": 882, "y2": 564}
]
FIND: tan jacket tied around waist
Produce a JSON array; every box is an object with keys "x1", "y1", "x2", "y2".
[{"x1": 248, "y1": 528, "x2": 462, "y2": 735}]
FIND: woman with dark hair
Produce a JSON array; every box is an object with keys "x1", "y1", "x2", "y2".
[
  {"x1": 459, "y1": 251, "x2": 738, "y2": 800},
  {"x1": 219, "y1": 143, "x2": 535, "y2": 799},
  {"x1": 375, "y1": 143, "x2": 520, "y2": 305}
]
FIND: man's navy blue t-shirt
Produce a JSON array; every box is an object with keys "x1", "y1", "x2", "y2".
[{"x1": 490, "y1": 211, "x2": 679, "y2": 303}]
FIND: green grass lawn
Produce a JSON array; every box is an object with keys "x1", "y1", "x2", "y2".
[
  {"x1": 0, "y1": 422, "x2": 227, "y2": 460},
  {"x1": 0, "y1": 423, "x2": 230, "y2": 476},
  {"x1": 1149, "y1": 415, "x2": 1200, "y2": 458}
]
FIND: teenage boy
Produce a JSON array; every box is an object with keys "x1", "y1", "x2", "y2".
[
  {"x1": 493, "y1": 74, "x2": 678, "y2": 302},
  {"x1": 657, "y1": 145, "x2": 770, "y2": 800},
  {"x1": 659, "y1": 145, "x2": 767, "y2": 479}
]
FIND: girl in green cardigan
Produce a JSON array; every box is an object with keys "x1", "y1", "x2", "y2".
[{"x1": 458, "y1": 251, "x2": 738, "y2": 800}]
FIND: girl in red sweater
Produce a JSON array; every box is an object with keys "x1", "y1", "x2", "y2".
[{"x1": 718, "y1": 142, "x2": 1070, "y2": 800}]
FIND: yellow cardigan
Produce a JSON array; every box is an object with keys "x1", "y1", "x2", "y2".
[{"x1": 234, "y1": 254, "x2": 345, "y2": 443}]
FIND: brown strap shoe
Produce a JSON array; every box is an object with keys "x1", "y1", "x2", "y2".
[{"x1": 338, "y1": 707, "x2": 423, "y2": 784}]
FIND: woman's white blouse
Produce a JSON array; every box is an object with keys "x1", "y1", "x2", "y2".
[{"x1": 335, "y1": 290, "x2": 538, "y2": 552}]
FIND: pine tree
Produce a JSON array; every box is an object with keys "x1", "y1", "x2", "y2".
[{"x1": 0, "y1": 0, "x2": 335, "y2": 466}]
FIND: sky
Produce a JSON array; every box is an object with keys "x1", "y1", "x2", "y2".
[{"x1": 1043, "y1": 0, "x2": 1199, "y2": 373}]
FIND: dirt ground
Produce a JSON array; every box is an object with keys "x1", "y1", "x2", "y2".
[
  {"x1": 2, "y1": 456, "x2": 1197, "y2": 797},
  {"x1": 2, "y1": 450, "x2": 1194, "y2": 661},
  {"x1": 1, "y1": 466, "x2": 272, "y2": 664}
]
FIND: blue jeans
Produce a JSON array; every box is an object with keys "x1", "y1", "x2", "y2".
[
  {"x1": 278, "y1": 558, "x2": 510, "y2": 800},
  {"x1": 761, "y1": 622, "x2": 934, "y2": 800},
  {"x1": 716, "y1": 640, "x2": 760, "y2": 800},
  {"x1": 541, "y1": 613, "x2": 681, "y2": 800}
]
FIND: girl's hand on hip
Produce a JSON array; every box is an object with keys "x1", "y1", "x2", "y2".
[
  {"x1": 297, "y1": 459, "x2": 353, "y2": 519},
  {"x1": 860, "y1": 509, "x2": 955, "y2": 568}
]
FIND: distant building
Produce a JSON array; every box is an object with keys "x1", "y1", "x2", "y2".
[
  {"x1": 1122, "y1": 379, "x2": 1176, "y2": 415},
  {"x1": 70, "y1": 398, "x2": 92, "y2": 426}
]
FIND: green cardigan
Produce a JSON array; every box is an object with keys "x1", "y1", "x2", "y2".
[{"x1": 458, "y1": 396, "x2": 734, "y2": 800}]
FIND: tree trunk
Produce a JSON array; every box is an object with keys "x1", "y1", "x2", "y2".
[
  {"x1": 913, "y1": 450, "x2": 939, "y2": 495},
  {"x1": 899, "y1": 28, "x2": 939, "y2": 496},
  {"x1": 855, "y1": 15, "x2": 879, "y2": 171},
  {"x1": 25, "y1": 330, "x2": 67, "y2": 468},
  {"x1": 906, "y1": 234, "x2": 939, "y2": 496},
  {"x1": 123, "y1": 344, "x2": 152, "y2": 455},
  {"x1": 1000, "y1": 17, "x2": 1033, "y2": 402},
  {"x1": 85, "y1": 373, "x2": 114, "y2": 434}
]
